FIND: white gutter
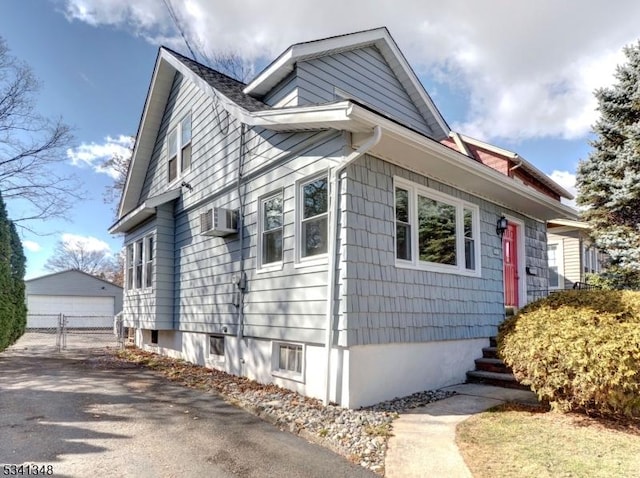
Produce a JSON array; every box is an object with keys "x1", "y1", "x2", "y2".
[
  {"x1": 323, "y1": 125, "x2": 382, "y2": 406},
  {"x1": 509, "y1": 156, "x2": 523, "y2": 172}
]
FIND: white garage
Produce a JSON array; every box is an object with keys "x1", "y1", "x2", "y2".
[
  {"x1": 26, "y1": 270, "x2": 123, "y2": 329},
  {"x1": 27, "y1": 295, "x2": 116, "y2": 328}
]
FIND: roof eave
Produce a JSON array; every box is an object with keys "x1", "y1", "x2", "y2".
[{"x1": 455, "y1": 133, "x2": 574, "y2": 200}]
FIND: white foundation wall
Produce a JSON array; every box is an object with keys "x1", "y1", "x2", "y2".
[
  {"x1": 134, "y1": 329, "x2": 487, "y2": 408},
  {"x1": 343, "y1": 338, "x2": 488, "y2": 408},
  {"x1": 135, "y1": 329, "x2": 343, "y2": 403}
]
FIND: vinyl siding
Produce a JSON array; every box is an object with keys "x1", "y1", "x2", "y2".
[
  {"x1": 336, "y1": 153, "x2": 547, "y2": 347},
  {"x1": 173, "y1": 132, "x2": 346, "y2": 344},
  {"x1": 548, "y1": 230, "x2": 582, "y2": 289},
  {"x1": 263, "y1": 72, "x2": 299, "y2": 107},
  {"x1": 122, "y1": 219, "x2": 160, "y2": 328},
  {"x1": 296, "y1": 46, "x2": 436, "y2": 136}
]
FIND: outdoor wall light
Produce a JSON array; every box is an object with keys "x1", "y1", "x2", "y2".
[{"x1": 496, "y1": 216, "x2": 508, "y2": 237}]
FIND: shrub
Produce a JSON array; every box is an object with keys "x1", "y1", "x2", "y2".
[{"x1": 498, "y1": 290, "x2": 640, "y2": 417}]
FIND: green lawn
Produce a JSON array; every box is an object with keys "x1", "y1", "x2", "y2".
[{"x1": 456, "y1": 403, "x2": 640, "y2": 478}]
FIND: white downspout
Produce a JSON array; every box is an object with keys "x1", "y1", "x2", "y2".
[{"x1": 323, "y1": 126, "x2": 382, "y2": 406}]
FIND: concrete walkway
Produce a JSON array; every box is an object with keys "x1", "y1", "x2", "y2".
[{"x1": 385, "y1": 383, "x2": 538, "y2": 478}]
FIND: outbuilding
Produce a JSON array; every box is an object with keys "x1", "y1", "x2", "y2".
[{"x1": 26, "y1": 270, "x2": 123, "y2": 329}]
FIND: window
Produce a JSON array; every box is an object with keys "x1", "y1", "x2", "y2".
[
  {"x1": 418, "y1": 195, "x2": 457, "y2": 265},
  {"x1": 125, "y1": 234, "x2": 155, "y2": 291},
  {"x1": 167, "y1": 112, "x2": 192, "y2": 183},
  {"x1": 126, "y1": 244, "x2": 134, "y2": 290},
  {"x1": 548, "y1": 244, "x2": 559, "y2": 288},
  {"x1": 145, "y1": 236, "x2": 154, "y2": 288},
  {"x1": 583, "y1": 244, "x2": 600, "y2": 275},
  {"x1": 134, "y1": 239, "x2": 143, "y2": 289},
  {"x1": 395, "y1": 187, "x2": 411, "y2": 260},
  {"x1": 394, "y1": 178, "x2": 480, "y2": 275},
  {"x1": 209, "y1": 335, "x2": 225, "y2": 357},
  {"x1": 464, "y1": 208, "x2": 476, "y2": 270},
  {"x1": 299, "y1": 175, "x2": 328, "y2": 259},
  {"x1": 272, "y1": 342, "x2": 304, "y2": 380},
  {"x1": 150, "y1": 330, "x2": 158, "y2": 344},
  {"x1": 259, "y1": 192, "x2": 283, "y2": 267}
]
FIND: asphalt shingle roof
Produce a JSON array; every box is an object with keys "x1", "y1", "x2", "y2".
[{"x1": 164, "y1": 48, "x2": 270, "y2": 112}]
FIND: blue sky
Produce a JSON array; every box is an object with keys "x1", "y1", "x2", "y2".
[{"x1": 1, "y1": 0, "x2": 639, "y2": 279}]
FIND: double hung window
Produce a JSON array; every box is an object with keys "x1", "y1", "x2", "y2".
[
  {"x1": 168, "y1": 113, "x2": 192, "y2": 183},
  {"x1": 299, "y1": 175, "x2": 328, "y2": 260},
  {"x1": 125, "y1": 234, "x2": 155, "y2": 291},
  {"x1": 259, "y1": 192, "x2": 284, "y2": 268}
]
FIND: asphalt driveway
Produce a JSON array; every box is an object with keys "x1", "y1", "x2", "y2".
[{"x1": 0, "y1": 334, "x2": 374, "y2": 477}]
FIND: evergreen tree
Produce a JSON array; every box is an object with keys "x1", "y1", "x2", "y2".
[
  {"x1": 9, "y1": 221, "x2": 26, "y2": 343},
  {"x1": 0, "y1": 192, "x2": 14, "y2": 350},
  {"x1": 576, "y1": 41, "x2": 640, "y2": 285}
]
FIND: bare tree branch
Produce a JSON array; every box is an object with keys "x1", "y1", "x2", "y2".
[
  {"x1": 0, "y1": 36, "x2": 82, "y2": 229},
  {"x1": 203, "y1": 49, "x2": 254, "y2": 83},
  {"x1": 44, "y1": 239, "x2": 123, "y2": 286},
  {"x1": 101, "y1": 136, "x2": 133, "y2": 217}
]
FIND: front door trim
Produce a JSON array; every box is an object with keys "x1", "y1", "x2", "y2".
[{"x1": 503, "y1": 215, "x2": 527, "y2": 308}]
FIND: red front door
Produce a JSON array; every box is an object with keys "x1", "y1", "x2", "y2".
[{"x1": 503, "y1": 223, "x2": 519, "y2": 307}]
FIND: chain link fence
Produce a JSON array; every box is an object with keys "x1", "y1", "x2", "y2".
[{"x1": 25, "y1": 314, "x2": 120, "y2": 352}]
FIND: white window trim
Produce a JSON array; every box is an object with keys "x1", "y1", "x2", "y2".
[
  {"x1": 295, "y1": 172, "x2": 329, "y2": 266},
  {"x1": 271, "y1": 341, "x2": 305, "y2": 383},
  {"x1": 167, "y1": 112, "x2": 192, "y2": 186},
  {"x1": 394, "y1": 177, "x2": 482, "y2": 277},
  {"x1": 125, "y1": 233, "x2": 155, "y2": 293},
  {"x1": 144, "y1": 235, "x2": 154, "y2": 289},
  {"x1": 126, "y1": 244, "x2": 134, "y2": 291},
  {"x1": 257, "y1": 190, "x2": 284, "y2": 272},
  {"x1": 547, "y1": 239, "x2": 564, "y2": 290}
]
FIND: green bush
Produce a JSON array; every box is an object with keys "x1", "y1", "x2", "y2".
[{"x1": 498, "y1": 290, "x2": 640, "y2": 417}]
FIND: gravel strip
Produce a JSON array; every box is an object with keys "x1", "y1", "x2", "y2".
[{"x1": 95, "y1": 348, "x2": 454, "y2": 475}]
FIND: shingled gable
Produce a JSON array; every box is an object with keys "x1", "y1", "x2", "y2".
[
  {"x1": 244, "y1": 27, "x2": 450, "y2": 140},
  {"x1": 117, "y1": 48, "x2": 271, "y2": 218}
]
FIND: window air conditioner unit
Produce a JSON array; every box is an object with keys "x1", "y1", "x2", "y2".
[{"x1": 201, "y1": 208, "x2": 238, "y2": 236}]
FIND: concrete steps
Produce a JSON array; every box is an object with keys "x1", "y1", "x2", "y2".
[{"x1": 466, "y1": 338, "x2": 530, "y2": 391}]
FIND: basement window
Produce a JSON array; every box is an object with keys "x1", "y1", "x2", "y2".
[
  {"x1": 272, "y1": 342, "x2": 305, "y2": 382},
  {"x1": 209, "y1": 335, "x2": 225, "y2": 357},
  {"x1": 150, "y1": 330, "x2": 158, "y2": 344}
]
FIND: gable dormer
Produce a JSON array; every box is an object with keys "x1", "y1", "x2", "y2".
[{"x1": 245, "y1": 27, "x2": 450, "y2": 140}]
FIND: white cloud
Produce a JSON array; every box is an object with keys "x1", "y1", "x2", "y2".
[
  {"x1": 61, "y1": 233, "x2": 112, "y2": 254},
  {"x1": 61, "y1": 0, "x2": 640, "y2": 142},
  {"x1": 23, "y1": 240, "x2": 42, "y2": 253},
  {"x1": 67, "y1": 135, "x2": 133, "y2": 178},
  {"x1": 549, "y1": 170, "x2": 578, "y2": 208}
]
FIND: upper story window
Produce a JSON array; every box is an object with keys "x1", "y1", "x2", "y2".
[
  {"x1": 126, "y1": 234, "x2": 155, "y2": 291},
  {"x1": 168, "y1": 113, "x2": 192, "y2": 183},
  {"x1": 259, "y1": 192, "x2": 284, "y2": 268},
  {"x1": 394, "y1": 177, "x2": 481, "y2": 276},
  {"x1": 299, "y1": 174, "x2": 328, "y2": 260}
]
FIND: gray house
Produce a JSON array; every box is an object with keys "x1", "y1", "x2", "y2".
[
  {"x1": 26, "y1": 270, "x2": 123, "y2": 329},
  {"x1": 110, "y1": 28, "x2": 576, "y2": 408}
]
